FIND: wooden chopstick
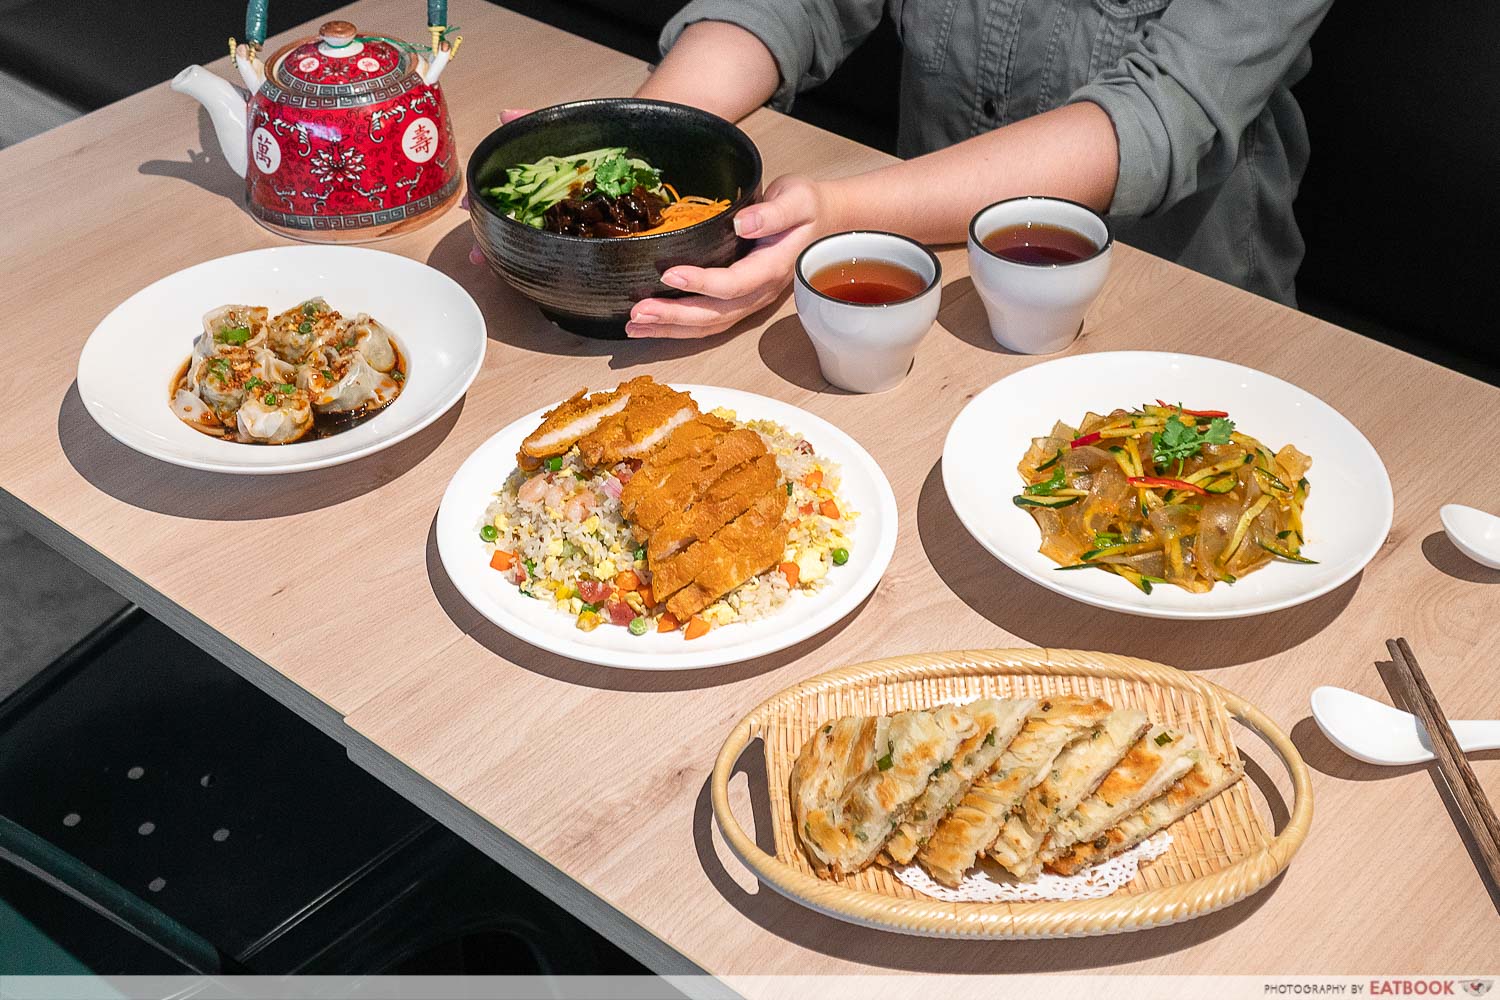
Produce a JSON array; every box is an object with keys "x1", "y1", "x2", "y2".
[{"x1": 1386, "y1": 637, "x2": 1500, "y2": 891}]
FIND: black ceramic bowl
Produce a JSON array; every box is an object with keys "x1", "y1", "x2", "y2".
[{"x1": 467, "y1": 99, "x2": 763, "y2": 339}]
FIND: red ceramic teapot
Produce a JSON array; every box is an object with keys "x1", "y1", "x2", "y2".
[{"x1": 171, "y1": 2, "x2": 462, "y2": 242}]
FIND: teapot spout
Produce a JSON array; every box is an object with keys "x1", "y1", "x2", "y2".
[{"x1": 171, "y1": 65, "x2": 249, "y2": 178}]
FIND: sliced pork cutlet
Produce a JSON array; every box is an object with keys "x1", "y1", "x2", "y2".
[
  {"x1": 648, "y1": 453, "x2": 782, "y2": 565},
  {"x1": 517, "y1": 380, "x2": 637, "y2": 464},
  {"x1": 576, "y1": 380, "x2": 699, "y2": 467},
  {"x1": 663, "y1": 492, "x2": 790, "y2": 620},
  {"x1": 627, "y1": 428, "x2": 767, "y2": 536},
  {"x1": 619, "y1": 414, "x2": 733, "y2": 518},
  {"x1": 648, "y1": 478, "x2": 783, "y2": 601}
]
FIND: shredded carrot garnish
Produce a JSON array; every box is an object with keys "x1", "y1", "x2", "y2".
[{"x1": 638, "y1": 196, "x2": 731, "y2": 236}]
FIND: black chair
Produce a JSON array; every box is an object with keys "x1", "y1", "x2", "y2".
[
  {"x1": 0, "y1": 606, "x2": 644, "y2": 975},
  {"x1": 1292, "y1": 0, "x2": 1500, "y2": 381}
]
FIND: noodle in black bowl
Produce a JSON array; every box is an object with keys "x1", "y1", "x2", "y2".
[{"x1": 467, "y1": 99, "x2": 763, "y2": 339}]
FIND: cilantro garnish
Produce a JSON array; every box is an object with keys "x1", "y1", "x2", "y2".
[
  {"x1": 592, "y1": 154, "x2": 659, "y2": 198},
  {"x1": 1202, "y1": 417, "x2": 1234, "y2": 446},
  {"x1": 1024, "y1": 462, "x2": 1068, "y2": 496},
  {"x1": 1152, "y1": 412, "x2": 1236, "y2": 474}
]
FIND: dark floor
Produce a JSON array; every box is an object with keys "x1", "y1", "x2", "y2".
[
  {"x1": 0, "y1": 510, "x2": 126, "y2": 702},
  {"x1": 0, "y1": 608, "x2": 650, "y2": 976}
]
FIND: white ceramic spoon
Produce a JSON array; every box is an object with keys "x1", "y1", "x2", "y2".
[
  {"x1": 1440, "y1": 503, "x2": 1500, "y2": 570},
  {"x1": 1311, "y1": 686, "x2": 1500, "y2": 766}
]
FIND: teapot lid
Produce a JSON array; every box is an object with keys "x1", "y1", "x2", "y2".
[{"x1": 272, "y1": 21, "x2": 414, "y2": 95}]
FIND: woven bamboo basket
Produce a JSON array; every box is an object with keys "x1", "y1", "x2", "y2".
[{"x1": 711, "y1": 648, "x2": 1312, "y2": 938}]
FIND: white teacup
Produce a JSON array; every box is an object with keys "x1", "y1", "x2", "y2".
[
  {"x1": 967, "y1": 197, "x2": 1112, "y2": 354},
  {"x1": 794, "y1": 231, "x2": 942, "y2": 394}
]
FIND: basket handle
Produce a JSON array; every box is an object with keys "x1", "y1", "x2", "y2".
[
  {"x1": 242, "y1": 0, "x2": 449, "y2": 48},
  {"x1": 1216, "y1": 684, "x2": 1315, "y2": 860},
  {"x1": 710, "y1": 719, "x2": 764, "y2": 876}
]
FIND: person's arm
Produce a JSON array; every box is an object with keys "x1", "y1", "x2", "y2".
[
  {"x1": 652, "y1": 0, "x2": 886, "y2": 114},
  {"x1": 626, "y1": 103, "x2": 1118, "y2": 338},
  {"x1": 822, "y1": 101, "x2": 1117, "y2": 242},
  {"x1": 1069, "y1": 0, "x2": 1330, "y2": 218},
  {"x1": 627, "y1": 0, "x2": 1333, "y2": 339},
  {"x1": 635, "y1": 22, "x2": 778, "y2": 122}
]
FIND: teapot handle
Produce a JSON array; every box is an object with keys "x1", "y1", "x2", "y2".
[
  {"x1": 242, "y1": 0, "x2": 449, "y2": 47},
  {"x1": 244, "y1": 0, "x2": 268, "y2": 47}
]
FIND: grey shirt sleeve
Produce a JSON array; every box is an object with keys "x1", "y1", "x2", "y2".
[
  {"x1": 658, "y1": 0, "x2": 886, "y2": 111},
  {"x1": 1069, "y1": 0, "x2": 1330, "y2": 218}
]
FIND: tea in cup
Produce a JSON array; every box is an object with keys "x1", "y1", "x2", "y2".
[
  {"x1": 793, "y1": 231, "x2": 942, "y2": 393},
  {"x1": 967, "y1": 197, "x2": 1112, "y2": 354}
]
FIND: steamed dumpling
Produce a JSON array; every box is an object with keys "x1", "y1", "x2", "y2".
[
  {"x1": 298, "y1": 350, "x2": 399, "y2": 415},
  {"x1": 191, "y1": 342, "x2": 291, "y2": 418},
  {"x1": 173, "y1": 298, "x2": 404, "y2": 444},
  {"x1": 267, "y1": 297, "x2": 341, "y2": 363},
  {"x1": 342, "y1": 313, "x2": 397, "y2": 372},
  {"x1": 192, "y1": 347, "x2": 254, "y2": 419},
  {"x1": 200, "y1": 304, "x2": 267, "y2": 349},
  {"x1": 171, "y1": 389, "x2": 224, "y2": 437},
  {"x1": 188, "y1": 306, "x2": 267, "y2": 393},
  {"x1": 236, "y1": 381, "x2": 313, "y2": 444}
]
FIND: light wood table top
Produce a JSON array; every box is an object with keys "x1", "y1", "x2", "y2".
[{"x1": 1, "y1": 0, "x2": 1496, "y2": 983}]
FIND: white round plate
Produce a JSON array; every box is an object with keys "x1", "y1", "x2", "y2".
[
  {"x1": 943, "y1": 351, "x2": 1393, "y2": 620},
  {"x1": 77, "y1": 246, "x2": 486, "y2": 474},
  {"x1": 437, "y1": 386, "x2": 898, "y2": 669}
]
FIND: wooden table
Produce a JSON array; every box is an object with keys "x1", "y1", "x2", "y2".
[{"x1": 2, "y1": 0, "x2": 1496, "y2": 984}]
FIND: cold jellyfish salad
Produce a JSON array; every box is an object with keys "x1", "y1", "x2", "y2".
[{"x1": 1014, "y1": 402, "x2": 1313, "y2": 593}]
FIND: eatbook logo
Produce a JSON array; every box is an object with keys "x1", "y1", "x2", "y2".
[{"x1": 1461, "y1": 983, "x2": 1492, "y2": 997}]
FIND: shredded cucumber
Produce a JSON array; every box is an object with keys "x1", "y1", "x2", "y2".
[{"x1": 481, "y1": 147, "x2": 663, "y2": 228}]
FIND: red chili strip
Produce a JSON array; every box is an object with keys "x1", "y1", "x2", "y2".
[
  {"x1": 1070, "y1": 431, "x2": 1103, "y2": 449},
  {"x1": 1156, "y1": 399, "x2": 1229, "y2": 418},
  {"x1": 1128, "y1": 475, "x2": 1208, "y2": 495}
]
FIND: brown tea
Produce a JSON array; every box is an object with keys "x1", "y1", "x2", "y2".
[
  {"x1": 981, "y1": 222, "x2": 1098, "y2": 265},
  {"x1": 808, "y1": 259, "x2": 927, "y2": 304}
]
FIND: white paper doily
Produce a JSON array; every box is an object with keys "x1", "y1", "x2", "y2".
[{"x1": 893, "y1": 832, "x2": 1174, "y2": 902}]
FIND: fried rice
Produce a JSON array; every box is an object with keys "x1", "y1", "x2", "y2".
[{"x1": 481, "y1": 408, "x2": 856, "y2": 638}]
